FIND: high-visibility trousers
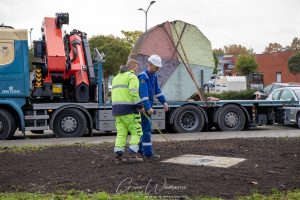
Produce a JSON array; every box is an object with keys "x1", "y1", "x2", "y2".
[{"x1": 114, "y1": 113, "x2": 142, "y2": 153}]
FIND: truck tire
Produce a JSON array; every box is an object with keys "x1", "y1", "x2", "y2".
[
  {"x1": 173, "y1": 105, "x2": 205, "y2": 133},
  {"x1": 53, "y1": 108, "x2": 87, "y2": 137},
  {"x1": 217, "y1": 104, "x2": 245, "y2": 131},
  {"x1": 0, "y1": 109, "x2": 17, "y2": 140}
]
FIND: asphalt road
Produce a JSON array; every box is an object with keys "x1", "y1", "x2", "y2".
[{"x1": 1, "y1": 125, "x2": 300, "y2": 147}]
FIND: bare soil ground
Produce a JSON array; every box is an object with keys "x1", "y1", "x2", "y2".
[{"x1": 0, "y1": 138, "x2": 300, "y2": 199}]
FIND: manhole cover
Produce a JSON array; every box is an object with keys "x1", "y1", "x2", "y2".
[{"x1": 162, "y1": 154, "x2": 246, "y2": 168}]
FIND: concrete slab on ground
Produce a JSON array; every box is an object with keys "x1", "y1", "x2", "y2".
[{"x1": 162, "y1": 154, "x2": 246, "y2": 168}]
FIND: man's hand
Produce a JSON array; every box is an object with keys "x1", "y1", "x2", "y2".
[
  {"x1": 138, "y1": 108, "x2": 145, "y2": 114},
  {"x1": 147, "y1": 108, "x2": 154, "y2": 115},
  {"x1": 163, "y1": 102, "x2": 169, "y2": 112}
]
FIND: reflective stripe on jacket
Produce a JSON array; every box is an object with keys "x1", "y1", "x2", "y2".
[
  {"x1": 138, "y1": 69, "x2": 166, "y2": 111},
  {"x1": 112, "y1": 70, "x2": 143, "y2": 116}
]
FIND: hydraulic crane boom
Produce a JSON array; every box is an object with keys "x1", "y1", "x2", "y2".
[{"x1": 32, "y1": 13, "x2": 95, "y2": 102}]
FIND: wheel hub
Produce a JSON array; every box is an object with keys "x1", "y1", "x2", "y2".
[
  {"x1": 61, "y1": 116, "x2": 77, "y2": 133},
  {"x1": 224, "y1": 111, "x2": 239, "y2": 128},
  {"x1": 180, "y1": 111, "x2": 198, "y2": 130}
]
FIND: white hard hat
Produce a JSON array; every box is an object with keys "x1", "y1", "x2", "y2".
[{"x1": 148, "y1": 54, "x2": 162, "y2": 68}]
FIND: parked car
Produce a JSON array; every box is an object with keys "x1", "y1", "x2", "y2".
[
  {"x1": 254, "y1": 82, "x2": 300, "y2": 99},
  {"x1": 266, "y1": 86, "x2": 300, "y2": 101},
  {"x1": 266, "y1": 86, "x2": 300, "y2": 128}
]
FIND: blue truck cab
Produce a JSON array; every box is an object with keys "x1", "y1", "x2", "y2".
[{"x1": 0, "y1": 28, "x2": 30, "y2": 138}]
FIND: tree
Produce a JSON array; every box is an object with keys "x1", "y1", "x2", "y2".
[
  {"x1": 236, "y1": 54, "x2": 258, "y2": 75},
  {"x1": 288, "y1": 52, "x2": 300, "y2": 74},
  {"x1": 212, "y1": 51, "x2": 219, "y2": 74},
  {"x1": 224, "y1": 44, "x2": 253, "y2": 56},
  {"x1": 28, "y1": 47, "x2": 34, "y2": 71},
  {"x1": 263, "y1": 43, "x2": 283, "y2": 53},
  {"x1": 121, "y1": 30, "x2": 143, "y2": 47},
  {"x1": 89, "y1": 35, "x2": 131, "y2": 101},
  {"x1": 290, "y1": 37, "x2": 300, "y2": 52},
  {"x1": 213, "y1": 48, "x2": 224, "y2": 56},
  {"x1": 236, "y1": 54, "x2": 258, "y2": 88},
  {"x1": 89, "y1": 34, "x2": 131, "y2": 77}
]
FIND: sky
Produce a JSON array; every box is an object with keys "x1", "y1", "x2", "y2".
[{"x1": 1, "y1": 0, "x2": 300, "y2": 53}]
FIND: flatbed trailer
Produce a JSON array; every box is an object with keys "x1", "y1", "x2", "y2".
[{"x1": 24, "y1": 98, "x2": 296, "y2": 137}]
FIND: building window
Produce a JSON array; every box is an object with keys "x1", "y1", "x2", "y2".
[{"x1": 276, "y1": 72, "x2": 282, "y2": 83}]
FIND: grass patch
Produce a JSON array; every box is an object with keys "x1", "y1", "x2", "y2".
[
  {"x1": 0, "y1": 191, "x2": 163, "y2": 200},
  {"x1": 0, "y1": 143, "x2": 110, "y2": 154},
  {"x1": 0, "y1": 190, "x2": 300, "y2": 200},
  {"x1": 0, "y1": 145, "x2": 48, "y2": 153},
  {"x1": 237, "y1": 189, "x2": 300, "y2": 200}
]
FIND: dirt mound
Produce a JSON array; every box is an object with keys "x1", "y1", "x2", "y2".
[{"x1": 0, "y1": 138, "x2": 299, "y2": 199}]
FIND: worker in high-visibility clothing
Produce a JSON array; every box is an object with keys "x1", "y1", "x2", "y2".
[
  {"x1": 138, "y1": 54, "x2": 169, "y2": 160},
  {"x1": 112, "y1": 59, "x2": 145, "y2": 163}
]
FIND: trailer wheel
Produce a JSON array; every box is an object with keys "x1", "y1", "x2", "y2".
[
  {"x1": 0, "y1": 109, "x2": 16, "y2": 140},
  {"x1": 217, "y1": 105, "x2": 245, "y2": 131},
  {"x1": 173, "y1": 105, "x2": 205, "y2": 133},
  {"x1": 53, "y1": 108, "x2": 87, "y2": 137}
]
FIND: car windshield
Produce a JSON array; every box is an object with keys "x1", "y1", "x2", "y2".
[{"x1": 292, "y1": 89, "x2": 300, "y2": 100}]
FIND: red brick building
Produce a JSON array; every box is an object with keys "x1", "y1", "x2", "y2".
[
  {"x1": 218, "y1": 51, "x2": 299, "y2": 85},
  {"x1": 256, "y1": 51, "x2": 300, "y2": 85}
]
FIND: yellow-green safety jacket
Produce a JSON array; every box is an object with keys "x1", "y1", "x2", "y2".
[{"x1": 111, "y1": 70, "x2": 143, "y2": 116}]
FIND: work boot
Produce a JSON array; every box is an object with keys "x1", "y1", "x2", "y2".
[
  {"x1": 127, "y1": 153, "x2": 144, "y2": 163},
  {"x1": 114, "y1": 152, "x2": 127, "y2": 164},
  {"x1": 144, "y1": 154, "x2": 161, "y2": 161}
]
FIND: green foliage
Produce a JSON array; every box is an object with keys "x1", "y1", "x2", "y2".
[
  {"x1": 28, "y1": 48, "x2": 34, "y2": 71},
  {"x1": 0, "y1": 191, "x2": 157, "y2": 200},
  {"x1": 212, "y1": 52, "x2": 219, "y2": 74},
  {"x1": 263, "y1": 43, "x2": 283, "y2": 53},
  {"x1": 0, "y1": 143, "x2": 104, "y2": 154},
  {"x1": 207, "y1": 89, "x2": 257, "y2": 100},
  {"x1": 0, "y1": 145, "x2": 47, "y2": 153},
  {"x1": 213, "y1": 48, "x2": 224, "y2": 56},
  {"x1": 88, "y1": 35, "x2": 131, "y2": 78},
  {"x1": 236, "y1": 54, "x2": 258, "y2": 76},
  {"x1": 237, "y1": 189, "x2": 300, "y2": 200},
  {"x1": 213, "y1": 45, "x2": 254, "y2": 56},
  {"x1": 121, "y1": 30, "x2": 143, "y2": 47},
  {"x1": 1, "y1": 190, "x2": 300, "y2": 200},
  {"x1": 263, "y1": 37, "x2": 300, "y2": 53},
  {"x1": 288, "y1": 52, "x2": 300, "y2": 74},
  {"x1": 290, "y1": 37, "x2": 300, "y2": 51},
  {"x1": 224, "y1": 44, "x2": 254, "y2": 56}
]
